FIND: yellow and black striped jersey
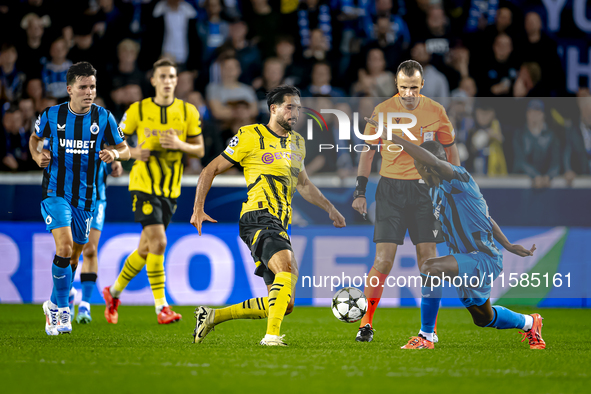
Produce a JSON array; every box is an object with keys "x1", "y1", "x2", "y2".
[
  {"x1": 221, "y1": 124, "x2": 306, "y2": 229},
  {"x1": 120, "y1": 98, "x2": 201, "y2": 199}
]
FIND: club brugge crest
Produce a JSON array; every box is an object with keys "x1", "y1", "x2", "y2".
[{"x1": 90, "y1": 121, "x2": 100, "y2": 135}]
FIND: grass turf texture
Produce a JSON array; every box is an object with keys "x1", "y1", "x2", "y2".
[{"x1": 1, "y1": 305, "x2": 589, "y2": 393}]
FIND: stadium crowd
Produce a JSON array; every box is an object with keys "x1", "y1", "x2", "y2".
[{"x1": 0, "y1": 0, "x2": 590, "y2": 187}]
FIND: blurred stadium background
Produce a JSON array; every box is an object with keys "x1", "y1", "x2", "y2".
[{"x1": 0, "y1": 0, "x2": 590, "y2": 307}]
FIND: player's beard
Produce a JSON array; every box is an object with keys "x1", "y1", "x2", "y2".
[{"x1": 277, "y1": 114, "x2": 295, "y2": 131}]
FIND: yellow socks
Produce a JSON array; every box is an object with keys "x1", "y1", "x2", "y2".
[
  {"x1": 266, "y1": 272, "x2": 292, "y2": 336},
  {"x1": 112, "y1": 250, "x2": 146, "y2": 297},
  {"x1": 146, "y1": 253, "x2": 167, "y2": 308},
  {"x1": 214, "y1": 297, "x2": 269, "y2": 324}
]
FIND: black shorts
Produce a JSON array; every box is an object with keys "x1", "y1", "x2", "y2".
[
  {"x1": 374, "y1": 177, "x2": 444, "y2": 245},
  {"x1": 131, "y1": 191, "x2": 177, "y2": 229},
  {"x1": 239, "y1": 209, "x2": 293, "y2": 285}
]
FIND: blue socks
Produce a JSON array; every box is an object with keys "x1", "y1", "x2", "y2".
[
  {"x1": 420, "y1": 274, "x2": 442, "y2": 333},
  {"x1": 51, "y1": 255, "x2": 71, "y2": 308},
  {"x1": 80, "y1": 273, "x2": 97, "y2": 304},
  {"x1": 485, "y1": 306, "x2": 526, "y2": 329}
]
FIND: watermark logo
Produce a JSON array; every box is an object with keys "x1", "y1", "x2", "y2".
[
  {"x1": 302, "y1": 107, "x2": 328, "y2": 133},
  {"x1": 303, "y1": 107, "x2": 419, "y2": 152}
]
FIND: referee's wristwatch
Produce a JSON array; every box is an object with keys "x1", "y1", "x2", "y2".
[{"x1": 353, "y1": 176, "x2": 368, "y2": 200}]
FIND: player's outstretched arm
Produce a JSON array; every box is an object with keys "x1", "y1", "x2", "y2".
[
  {"x1": 364, "y1": 117, "x2": 454, "y2": 181},
  {"x1": 297, "y1": 167, "x2": 346, "y2": 228},
  {"x1": 99, "y1": 141, "x2": 131, "y2": 163},
  {"x1": 491, "y1": 217, "x2": 536, "y2": 257},
  {"x1": 190, "y1": 155, "x2": 234, "y2": 235},
  {"x1": 28, "y1": 134, "x2": 50, "y2": 168}
]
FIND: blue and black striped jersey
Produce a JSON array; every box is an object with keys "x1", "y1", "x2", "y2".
[
  {"x1": 35, "y1": 102, "x2": 125, "y2": 211},
  {"x1": 431, "y1": 165, "x2": 501, "y2": 258}
]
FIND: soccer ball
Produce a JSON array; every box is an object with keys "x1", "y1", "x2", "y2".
[{"x1": 331, "y1": 287, "x2": 367, "y2": 323}]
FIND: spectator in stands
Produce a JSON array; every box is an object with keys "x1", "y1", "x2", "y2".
[
  {"x1": 19, "y1": 98, "x2": 36, "y2": 135},
  {"x1": 481, "y1": 7, "x2": 524, "y2": 53},
  {"x1": 0, "y1": 104, "x2": 33, "y2": 172},
  {"x1": 513, "y1": 62, "x2": 543, "y2": 97},
  {"x1": 351, "y1": 48, "x2": 395, "y2": 97},
  {"x1": 17, "y1": 13, "x2": 50, "y2": 79},
  {"x1": 452, "y1": 77, "x2": 477, "y2": 98},
  {"x1": 68, "y1": 21, "x2": 101, "y2": 72},
  {"x1": 104, "y1": 39, "x2": 147, "y2": 105},
  {"x1": 175, "y1": 70, "x2": 197, "y2": 102},
  {"x1": 465, "y1": 100, "x2": 507, "y2": 176},
  {"x1": 16, "y1": 0, "x2": 66, "y2": 39},
  {"x1": 297, "y1": 0, "x2": 333, "y2": 52},
  {"x1": 186, "y1": 90, "x2": 218, "y2": 168},
  {"x1": 25, "y1": 78, "x2": 45, "y2": 114},
  {"x1": 0, "y1": 44, "x2": 26, "y2": 103},
  {"x1": 274, "y1": 36, "x2": 306, "y2": 88},
  {"x1": 220, "y1": 100, "x2": 256, "y2": 146},
  {"x1": 93, "y1": 0, "x2": 133, "y2": 54},
  {"x1": 254, "y1": 58, "x2": 285, "y2": 115},
  {"x1": 302, "y1": 62, "x2": 345, "y2": 98},
  {"x1": 410, "y1": 42, "x2": 449, "y2": 107},
  {"x1": 563, "y1": 93, "x2": 591, "y2": 186},
  {"x1": 473, "y1": 33, "x2": 519, "y2": 97},
  {"x1": 443, "y1": 43, "x2": 470, "y2": 90},
  {"x1": 513, "y1": 100, "x2": 561, "y2": 188},
  {"x1": 522, "y1": 11, "x2": 564, "y2": 96},
  {"x1": 41, "y1": 37, "x2": 71, "y2": 102},
  {"x1": 361, "y1": 14, "x2": 408, "y2": 73},
  {"x1": 197, "y1": 0, "x2": 230, "y2": 66},
  {"x1": 420, "y1": 6, "x2": 453, "y2": 70},
  {"x1": 206, "y1": 56, "x2": 258, "y2": 122},
  {"x1": 111, "y1": 83, "x2": 143, "y2": 121},
  {"x1": 220, "y1": 19, "x2": 261, "y2": 85},
  {"x1": 246, "y1": 0, "x2": 281, "y2": 59},
  {"x1": 140, "y1": 0, "x2": 200, "y2": 71},
  {"x1": 40, "y1": 96, "x2": 57, "y2": 112},
  {"x1": 302, "y1": 28, "x2": 333, "y2": 68}
]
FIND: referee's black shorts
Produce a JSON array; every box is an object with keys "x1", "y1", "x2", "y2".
[
  {"x1": 373, "y1": 177, "x2": 444, "y2": 245},
  {"x1": 239, "y1": 209, "x2": 293, "y2": 285},
  {"x1": 131, "y1": 191, "x2": 177, "y2": 229}
]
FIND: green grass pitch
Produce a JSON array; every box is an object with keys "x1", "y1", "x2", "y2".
[{"x1": 1, "y1": 305, "x2": 590, "y2": 393}]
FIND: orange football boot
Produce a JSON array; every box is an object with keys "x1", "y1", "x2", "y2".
[
  {"x1": 520, "y1": 313, "x2": 546, "y2": 349},
  {"x1": 158, "y1": 306, "x2": 182, "y2": 324},
  {"x1": 401, "y1": 336, "x2": 435, "y2": 349},
  {"x1": 103, "y1": 286, "x2": 120, "y2": 324}
]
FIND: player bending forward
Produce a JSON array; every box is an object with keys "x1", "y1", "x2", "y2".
[
  {"x1": 191, "y1": 85, "x2": 346, "y2": 346},
  {"x1": 367, "y1": 117, "x2": 545, "y2": 349}
]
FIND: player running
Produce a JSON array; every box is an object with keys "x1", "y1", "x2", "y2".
[
  {"x1": 29, "y1": 61, "x2": 130, "y2": 335},
  {"x1": 75, "y1": 160, "x2": 123, "y2": 323},
  {"x1": 190, "y1": 85, "x2": 346, "y2": 346},
  {"x1": 103, "y1": 58, "x2": 205, "y2": 325},
  {"x1": 353, "y1": 60, "x2": 460, "y2": 342},
  {"x1": 367, "y1": 116, "x2": 545, "y2": 350}
]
